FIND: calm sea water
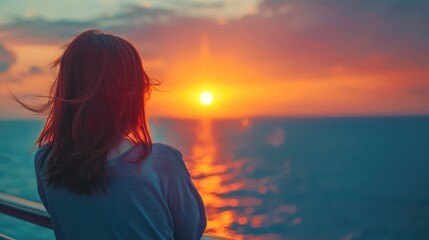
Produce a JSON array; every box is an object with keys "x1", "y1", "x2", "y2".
[{"x1": 1, "y1": 116, "x2": 429, "y2": 240}]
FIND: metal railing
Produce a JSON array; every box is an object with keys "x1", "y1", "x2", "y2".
[{"x1": 0, "y1": 193, "x2": 225, "y2": 240}]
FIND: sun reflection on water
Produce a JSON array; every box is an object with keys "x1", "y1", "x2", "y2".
[
  {"x1": 160, "y1": 119, "x2": 295, "y2": 239},
  {"x1": 187, "y1": 119, "x2": 238, "y2": 238}
]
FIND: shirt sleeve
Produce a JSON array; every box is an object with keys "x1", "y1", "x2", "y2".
[{"x1": 163, "y1": 148, "x2": 207, "y2": 240}]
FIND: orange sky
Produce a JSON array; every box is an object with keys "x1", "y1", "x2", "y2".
[{"x1": 1, "y1": 0, "x2": 429, "y2": 119}]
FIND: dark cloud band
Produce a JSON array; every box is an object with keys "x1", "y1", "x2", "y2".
[{"x1": 0, "y1": 42, "x2": 16, "y2": 72}]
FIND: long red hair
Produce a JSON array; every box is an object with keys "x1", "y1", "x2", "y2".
[{"x1": 14, "y1": 29, "x2": 156, "y2": 194}]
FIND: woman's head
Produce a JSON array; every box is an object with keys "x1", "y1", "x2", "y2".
[
  {"x1": 17, "y1": 29, "x2": 156, "y2": 194},
  {"x1": 49, "y1": 29, "x2": 152, "y2": 147}
]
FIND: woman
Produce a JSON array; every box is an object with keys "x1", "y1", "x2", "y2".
[{"x1": 15, "y1": 29, "x2": 206, "y2": 239}]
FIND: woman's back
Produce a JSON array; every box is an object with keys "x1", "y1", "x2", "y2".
[
  {"x1": 13, "y1": 29, "x2": 207, "y2": 239},
  {"x1": 35, "y1": 143, "x2": 206, "y2": 240}
]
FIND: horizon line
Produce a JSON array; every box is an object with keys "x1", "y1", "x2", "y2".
[{"x1": 1, "y1": 113, "x2": 429, "y2": 121}]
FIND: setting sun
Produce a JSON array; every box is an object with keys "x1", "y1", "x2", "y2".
[{"x1": 200, "y1": 91, "x2": 213, "y2": 105}]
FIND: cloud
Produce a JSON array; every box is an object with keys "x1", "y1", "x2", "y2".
[
  {"x1": 0, "y1": 17, "x2": 96, "y2": 44},
  {"x1": 408, "y1": 86, "x2": 429, "y2": 96},
  {"x1": 96, "y1": 4, "x2": 175, "y2": 28},
  {"x1": 29, "y1": 65, "x2": 43, "y2": 74},
  {"x1": 0, "y1": 4, "x2": 175, "y2": 44},
  {"x1": 1, "y1": 0, "x2": 428, "y2": 82},
  {"x1": 0, "y1": 42, "x2": 16, "y2": 72},
  {"x1": 118, "y1": 0, "x2": 429, "y2": 83},
  {"x1": 0, "y1": 73, "x2": 20, "y2": 83},
  {"x1": 0, "y1": 65, "x2": 45, "y2": 84},
  {"x1": 217, "y1": 0, "x2": 429, "y2": 80},
  {"x1": 169, "y1": 1, "x2": 226, "y2": 9}
]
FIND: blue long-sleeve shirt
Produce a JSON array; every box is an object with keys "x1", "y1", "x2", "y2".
[{"x1": 34, "y1": 143, "x2": 207, "y2": 240}]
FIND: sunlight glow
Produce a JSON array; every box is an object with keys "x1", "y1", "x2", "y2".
[{"x1": 200, "y1": 91, "x2": 213, "y2": 105}]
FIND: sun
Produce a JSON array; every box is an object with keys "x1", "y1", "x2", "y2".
[{"x1": 199, "y1": 91, "x2": 213, "y2": 105}]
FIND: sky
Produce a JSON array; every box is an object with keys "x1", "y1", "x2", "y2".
[{"x1": 0, "y1": 0, "x2": 429, "y2": 119}]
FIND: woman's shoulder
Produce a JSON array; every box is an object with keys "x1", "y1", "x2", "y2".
[
  {"x1": 152, "y1": 143, "x2": 183, "y2": 158},
  {"x1": 150, "y1": 143, "x2": 188, "y2": 175}
]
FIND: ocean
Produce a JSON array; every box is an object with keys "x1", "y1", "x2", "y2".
[{"x1": 1, "y1": 116, "x2": 429, "y2": 240}]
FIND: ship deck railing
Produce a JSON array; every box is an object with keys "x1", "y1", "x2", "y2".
[{"x1": 0, "y1": 192, "x2": 225, "y2": 240}]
